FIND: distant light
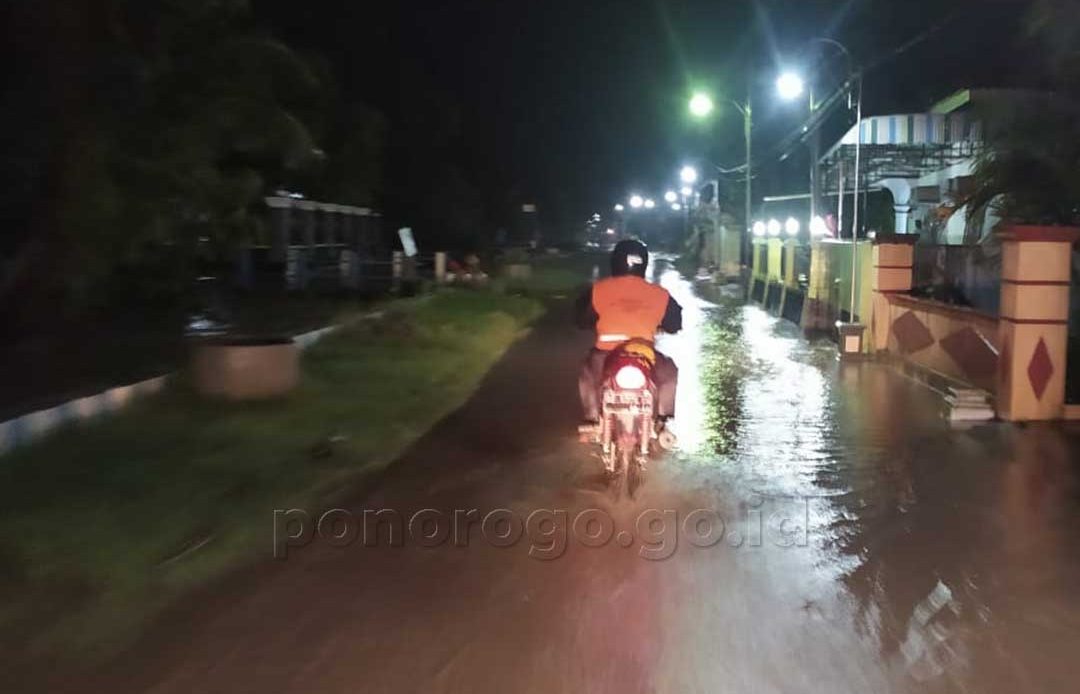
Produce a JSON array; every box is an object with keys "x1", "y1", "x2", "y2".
[
  {"x1": 767, "y1": 218, "x2": 782, "y2": 236},
  {"x1": 752, "y1": 221, "x2": 767, "y2": 237},
  {"x1": 785, "y1": 217, "x2": 801, "y2": 236},
  {"x1": 671, "y1": 203, "x2": 682, "y2": 211},
  {"x1": 689, "y1": 92, "x2": 715, "y2": 118},
  {"x1": 868, "y1": 231, "x2": 877, "y2": 240},
  {"x1": 776, "y1": 72, "x2": 805, "y2": 101},
  {"x1": 614, "y1": 204, "x2": 625, "y2": 212},
  {"x1": 629, "y1": 195, "x2": 644, "y2": 209},
  {"x1": 680, "y1": 166, "x2": 699, "y2": 184},
  {"x1": 680, "y1": 186, "x2": 693, "y2": 197},
  {"x1": 606, "y1": 228, "x2": 615, "y2": 235},
  {"x1": 810, "y1": 215, "x2": 827, "y2": 237},
  {"x1": 644, "y1": 199, "x2": 656, "y2": 209},
  {"x1": 591, "y1": 213, "x2": 601, "y2": 220},
  {"x1": 664, "y1": 190, "x2": 678, "y2": 203}
]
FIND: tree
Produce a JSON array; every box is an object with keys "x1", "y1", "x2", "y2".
[
  {"x1": 960, "y1": 1, "x2": 1080, "y2": 228},
  {"x1": 965, "y1": 99, "x2": 1080, "y2": 227},
  {"x1": 1, "y1": 0, "x2": 327, "y2": 315}
]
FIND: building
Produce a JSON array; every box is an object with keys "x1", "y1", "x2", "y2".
[{"x1": 817, "y1": 89, "x2": 1041, "y2": 244}]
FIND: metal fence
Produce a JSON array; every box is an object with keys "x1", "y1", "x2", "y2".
[{"x1": 911, "y1": 243, "x2": 1001, "y2": 315}]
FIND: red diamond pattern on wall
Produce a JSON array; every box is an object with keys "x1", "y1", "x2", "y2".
[
  {"x1": 1027, "y1": 337, "x2": 1054, "y2": 401},
  {"x1": 892, "y1": 311, "x2": 934, "y2": 354},
  {"x1": 940, "y1": 327, "x2": 998, "y2": 381}
]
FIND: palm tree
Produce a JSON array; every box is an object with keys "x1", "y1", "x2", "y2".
[{"x1": 963, "y1": 97, "x2": 1080, "y2": 227}]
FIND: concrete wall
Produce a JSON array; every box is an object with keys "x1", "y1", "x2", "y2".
[{"x1": 879, "y1": 294, "x2": 1000, "y2": 393}]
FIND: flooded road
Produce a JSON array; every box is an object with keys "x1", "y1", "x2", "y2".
[{"x1": 34, "y1": 262, "x2": 1080, "y2": 693}]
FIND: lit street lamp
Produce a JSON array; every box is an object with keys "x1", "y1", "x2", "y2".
[
  {"x1": 680, "y1": 186, "x2": 693, "y2": 198},
  {"x1": 680, "y1": 166, "x2": 699, "y2": 185},
  {"x1": 799, "y1": 37, "x2": 863, "y2": 330},
  {"x1": 752, "y1": 221, "x2": 767, "y2": 237},
  {"x1": 689, "y1": 91, "x2": 752, "y2": 266},
  {"x1": 689, "y1": 92, "x2": 715, "y2": 118},
  {"x1": 629, "y1": 195, "x2": 644, "y2": 209},
  {"x1": 776, "y1": 72, "x2": 805, "y2": 102},
  {"x1": 785, "y1": 217, "x2": 801, "y2": 236},
  {"x1": 614, "y1": 203, "x2": 625, "y2": 212},
  {"x1": 671, "y1": 203, "x2": 682, "y2": 212},
  {"x1": 664, "y1": 190, "x2": 678, "y2": 203},
  {"x1": 767, "y1": 219, "x2": 782, "y2": 236},
  {"x1": 644, "y1": 198, "x2": 656, "y2": 210}
]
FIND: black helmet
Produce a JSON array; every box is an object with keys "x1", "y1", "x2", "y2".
[{"x1": 610, "y1": 239, "x2": 648, "y2": 278}]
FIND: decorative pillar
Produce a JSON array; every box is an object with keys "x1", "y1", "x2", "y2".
[
  {"x1": 434, "y1": 252, "x2": 448, "y2": 283},
  {"x1": 748, "y1": 237, "x2": 767, "y2": 304},
  {"x1": 392, "y1": 250, "x2": 404, "y2": 294},
  {"x1": 801, "y1": 240, "x2": 831, "y2": 332},
  {"x1": 751, "y1": 237, "x2": 766, "y2": 278},
  {"x1": 878, "y1": 178, "x2": 915, "y2": 234},
  {"x1": 894, "y1": 205, "x2": 913, "y2": 235},
  {"x1": 996, "y1": 226, "x2": 1080, "y2": 421},
  {"x1": 782, "y1": 239, "x2": 797, "y2": 288},
  {"x1": 869, "y1": 233, "x2": 918, "y2": 351},
  {"x1": 766, "y1": 237, "x2": 783, "y2": 281}
]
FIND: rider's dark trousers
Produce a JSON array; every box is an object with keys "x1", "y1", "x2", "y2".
[{"x1": 578, "y1": 348, "x2": 678, "y2": 422}]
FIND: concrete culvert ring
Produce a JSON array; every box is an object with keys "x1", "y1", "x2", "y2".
[{"x1": 190, "y1": 336, "x2": 299, "y2": 400}]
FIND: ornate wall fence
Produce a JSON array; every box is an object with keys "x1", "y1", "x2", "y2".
[
  {"x1": 750, "y1": 230, "x2": 1080, "y2": 420},
  {"x1": 869, "y1": 230, "x2": 1079, "y2": 421}
]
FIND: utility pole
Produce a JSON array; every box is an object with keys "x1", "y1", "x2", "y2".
[
  {"x1": 849, "y1": 74, "x2": 863, "y2": 322},
  {"x1": 809, "y1": 87, "x2": 818, "y2": 223},
  {"x1": 742, "y1": 81, "x2": 753, "y2": 269}
]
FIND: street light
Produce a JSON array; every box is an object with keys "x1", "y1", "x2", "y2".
[
  {"x1": 614, "y1": 203, "x2": 625, "y2": 212},
  {"x1": 801, "y1": 37, "x2": 863, "y2": 333},
  {"x1": 689, "y1": 92, "x2": 715, "y2": 118},
  {"x1": 767, "y1": 219, "x2": 782, "y2": 236},
  {"x1": 776, "y1": 72, "x2": 805, "y2": 101},
  {"x1": 644, "y1": 198, "x2": 656, "y2": 209},
  {"x1": 680, "y1": 186, "x2": 693, "y2": 198},
  {"x1": 664, "y1": 190, "x2": 678, "y2": 203},
  {"x1": 688, "y1": 92, "x2": 753, "y2": 266},
  {"x1": 671, "y1": 203, "x2": 682, "y2": 212},
  {"x1": 785, "y1": 217, "x2": 801, "y2": 236},
  {"x1": 753, "y1": 221, "x2": 767, "y2": 237},
  {"x1": 679, "y1": 166, "x2": 699, "y2": 185},
  {"x1": 629, "y1": 195, "x2": 644, "y2": 209}
]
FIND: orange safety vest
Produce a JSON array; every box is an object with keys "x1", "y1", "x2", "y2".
[{"x1": 591, "y1": 275, "x2": 670, "y2": 350}]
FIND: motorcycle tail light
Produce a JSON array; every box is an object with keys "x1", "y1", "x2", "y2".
[{"x1": 614, "y1": 365, "x2": 647, "y2": 390}]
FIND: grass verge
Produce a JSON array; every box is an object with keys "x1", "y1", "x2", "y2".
[
  {"x1": 498, "y1": 251, "x2": 606, "y2": 297},
  {"x1": 0, "y1": 289, "x2": 543, "y2": 663}
]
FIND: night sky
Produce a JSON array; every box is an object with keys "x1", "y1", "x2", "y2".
[{"x1": 256, "y1": 0, "x2": 1033, "y2": 228}]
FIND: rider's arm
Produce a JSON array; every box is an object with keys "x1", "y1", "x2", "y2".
[
  {"x1": 575, "y1": 286, "x2": 599, "y2": 329},
  {"x1": 660, "y1": 296, "x2": 682, "y2": 333}
]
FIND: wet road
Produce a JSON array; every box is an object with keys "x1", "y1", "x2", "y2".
[{"x1": 39, "y1": 262, "x2": 1080, "y2": 693}]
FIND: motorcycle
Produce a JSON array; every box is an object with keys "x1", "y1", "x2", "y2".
[{"x1": 581, "y1": 339, "x2": 676, "y2": 497}]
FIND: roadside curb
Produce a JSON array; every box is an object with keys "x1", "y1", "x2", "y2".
[{"x1": 0, "y1": 310, "x2": 385, "y2": 457}]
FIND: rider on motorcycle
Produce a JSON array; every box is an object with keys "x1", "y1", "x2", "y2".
[{"x1": 575, "y1": 239, "x2": 681, "y2": 427}]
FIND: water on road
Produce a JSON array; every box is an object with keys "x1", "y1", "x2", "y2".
[{"x1": 37, "y1": 263, "x2": 1080, "y2": 693}]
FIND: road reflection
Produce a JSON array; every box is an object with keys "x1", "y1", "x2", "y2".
[{"x1": 652, "y1": 266, "x2": 1080, "y2": 693}]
